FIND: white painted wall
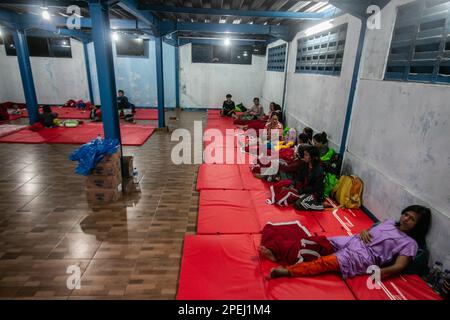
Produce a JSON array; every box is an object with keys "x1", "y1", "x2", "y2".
[
  {"x1": 284, "y1": 14, "x2": 362, "y2": 149},
  {"x1": 343, "y1": 0, "x2": 450, "y2": 267},
  {"x1": 88, "y1": 40, "x2": 177, "y2": 108},
  {"x1": 261, "y1": 39, "x2": 287, "y2": 114},
  {"x1": 179, "y1": 43, "x2": 265, "y2": 109},
  {"x1": 0, "y1": 38, "x2": 89, "y2": 104}
]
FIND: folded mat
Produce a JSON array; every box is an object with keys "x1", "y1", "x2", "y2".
[
  {"x1": 345, "y1": 274, "x2": 442, "y2": 300},
  {"x1": 0, "y1": 122, "x2": 154, "y2": 146},
  {"x1": 177, "y1": 234, "x2": 356, "y2": 300},
  {"x1": 0, "y1": 124, "x2": 27, "y2": 137},
  {"x1": 197, "y1": 190, "x2": 323, "y2": 235}
]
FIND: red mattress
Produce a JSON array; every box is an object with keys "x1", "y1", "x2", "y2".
[
  {"x1": 249, "y1": 191, "x2": 323, "y2": 235},
  {"x1": 21, "y1": 107, "x2": 90, "y2": 119},
  {"x1": 134, "y1": 108, "x2": 158, "y2": 120},
  {"x1": 198, "y1": 190, "x2": 261, "y2": 234},
  {"x1": 196, "y1": 164, "x2": 243, "y2": 190},
  {"x1": 196, "y1": 164, "x2": 274, "y2": 191},
  {"x1": 197, "y1": 190, "x2": 323, "y2": 235},
  {"x1": 345, "y1": 274, "x2": 442, "y2": 300},
  {"x1": 177, "y1": 234, "x2": 356, "y2": 300},
  {"x1": 313, "y1": 207, "x2": 375, "y2": 237},
  {"x1": 177, "y1": 234, "x2": 267, "y2": 300},
  {"x1": 0, "y1": 123, "x2": 154, "y2": 146},
  {"x1": 238, "y1": 165, "x2": 268, "y2": 191}
]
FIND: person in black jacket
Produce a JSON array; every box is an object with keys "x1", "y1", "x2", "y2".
[
  {"x1": 266, "y1": 146, "x2": 324, "y2": 210},
  {"x1": 221, "y1": 94, "x2": 236, "y2": 117},
  {"x1": 293, "y1": 146, "x2": 325, "y2": 211}
]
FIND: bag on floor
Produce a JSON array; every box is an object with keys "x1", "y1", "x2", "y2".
[{"x1": 331, "y1": 175, "x2": 363, "y2": 209}]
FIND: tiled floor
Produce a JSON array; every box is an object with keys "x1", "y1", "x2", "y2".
[{"x1": 0, "y1": 111, "x2": 204, "y2": 299}]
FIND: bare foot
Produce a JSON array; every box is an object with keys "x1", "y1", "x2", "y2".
[
  {"x1": 259, "y1": 246, "x2": 277, "y2": 262},
  {"x1": 270, "y1": 267, "x2": 290, "y2": 279}
]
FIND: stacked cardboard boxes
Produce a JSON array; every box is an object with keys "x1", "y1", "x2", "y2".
[{"x1": 86, "y1": 151, "x2": 122, "y2": 203}]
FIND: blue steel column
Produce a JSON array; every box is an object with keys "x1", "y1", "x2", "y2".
[
  {"x1": 155, "y1": 36, "x2": 166, "y2": 128},
  {"x1": 89, "y1": 2, "x2": 121, "y2": 141},
  {"x1": 12, "y1": 29, "x2": 39, "y2": 124},
  {"x1": 339, "y1": 19, "x2": 367, "y2": 156},
  {"x1": 83, "y1": 42, "x2": 95, "y2": 104},
  {"x1": 174, "y1": 34, "x2": 180, "y2": 108}
]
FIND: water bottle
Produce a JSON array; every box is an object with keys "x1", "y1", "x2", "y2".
[{"x1": 427, "y1": 261, "x2": 443, "y2": 289}]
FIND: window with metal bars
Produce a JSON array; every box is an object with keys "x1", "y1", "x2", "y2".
[
  {"x1": 385, "y1": 0, "x2": 450, "y2": 84},
  {"x1": 295, "y1": 23, "x2": 348, "y2": 76},
  {"x1": 267, "y1": 43, "x2": 287, "y2": 72}
]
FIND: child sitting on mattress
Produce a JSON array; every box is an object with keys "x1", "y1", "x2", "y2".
[
  {"x1": 221, "y1": 94, "x2": 236, "y2": 117},
  {"x1": 233, "y1": 97, "x2": 264, "y2": 122},
  {"x1": 267, "y1": 146, "x2": 324, "y2": 210},
  {"x1": 89, "y1": 105, "x2": 102, "y2": 122},
  {"x1": 39, "y1": 105, "x2": 59, "y2": 128},
  {"x1": 260, "y1": 205, "x2": 431, "y2": 280}
]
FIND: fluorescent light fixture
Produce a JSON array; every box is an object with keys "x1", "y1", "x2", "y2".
[
  {"x1": 42, "y1": 9, "x2": 50, "y2": 20},
  {"x1": 224, "y1": 37, "x2": 231, "y2": 46},
  {"x1": 0, "y1": 28, "x2": 2, "y2": 37},
  {"x1": 112, "y1": 32, "x2": 119, "y2": 41},
  {"x1": 304, "y1": 21, "x2": 333, "y2": 36}
]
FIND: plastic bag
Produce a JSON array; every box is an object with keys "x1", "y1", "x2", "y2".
[{"x1": 69, "y1": 137, "x2": 120, "y2": 176}]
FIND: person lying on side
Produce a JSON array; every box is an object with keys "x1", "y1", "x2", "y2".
[{"x1": 260, "y1": 205, "x2": 431, "y2": 280}]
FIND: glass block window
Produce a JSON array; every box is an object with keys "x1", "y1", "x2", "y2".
[
  {"x1": 385, "y1": 0, "x2": 450, "y2": 84},
  {"x1": 295, "y1": 23, "x2": 348, "y2": 76},
  {"x1": 267, "y1": 43, "x2": 287, "y2": 72}
]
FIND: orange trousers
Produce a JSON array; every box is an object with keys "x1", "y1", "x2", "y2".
[{"x1": 286, "y1": 254, "x2": 340, "y2": 277}]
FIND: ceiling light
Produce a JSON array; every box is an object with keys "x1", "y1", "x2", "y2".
[
  {"x1": 224, "y1": 37, "x2": 231, "y2": 46},
  {"x1": 42, "y1": 9, "x2": 50, "y2": 20},
  {"x1": 112, "y1": 32, "x2": 119, "y2": 41}
]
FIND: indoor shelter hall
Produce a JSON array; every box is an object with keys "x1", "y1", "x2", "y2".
[{"x1": 0, "y1": 0, "x2": 449, "y2": 301}]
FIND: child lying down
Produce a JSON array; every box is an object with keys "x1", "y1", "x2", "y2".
[{"x1": 260, "y1": 205, "x2": 431, "y2": 280}]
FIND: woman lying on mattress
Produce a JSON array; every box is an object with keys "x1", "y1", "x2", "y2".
[{"x1": 260, "y1": 205, "x2": 431, "y2": 280}]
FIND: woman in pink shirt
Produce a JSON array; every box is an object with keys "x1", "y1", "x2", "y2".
[{"x1": 260, "y1": 205, "x2": 431, "y2": 280}]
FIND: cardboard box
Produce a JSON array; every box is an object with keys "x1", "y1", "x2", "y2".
[
  {"x1": 91, "y1": 150, "x2": 121, "y2": 176},
  {"x1": 86, "y1": 186, "x2": 122, "y2": 203},
  {"x1": 86, "y1": 170, "x2": 122, "y2": 189},
  {"x1": 122, "y1": 156, "x2": 134, "y2": 178}
]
